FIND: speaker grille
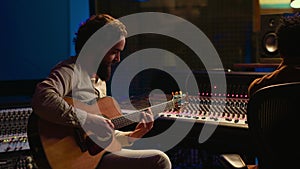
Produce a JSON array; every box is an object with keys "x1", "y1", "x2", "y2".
[{"x1": 259, "y1": 14, "x2": 282, "y2": 63}]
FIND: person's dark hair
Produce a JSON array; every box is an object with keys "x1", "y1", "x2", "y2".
[
  {"x1": 73, "y1": 14, "x2": 127, "y2": 55},
  {"x1": 276, "y1": 12, "x2": 300, "y2": 58}
]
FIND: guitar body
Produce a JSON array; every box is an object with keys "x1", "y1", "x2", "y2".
[
  {"x1": 27, "y1": 93, "x2": 184, "y2": 169},
  {"x1": 27, "y1": 96, "x2": 123, "y2": 169}
]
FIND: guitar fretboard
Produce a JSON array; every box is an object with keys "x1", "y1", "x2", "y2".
[{"x1": 111, "y1": 98, "x2": 178, "y2": 129}]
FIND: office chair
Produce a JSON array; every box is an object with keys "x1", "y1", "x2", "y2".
[{"x1": 219, "y1": 82, "x2": 300, "y2": 169}]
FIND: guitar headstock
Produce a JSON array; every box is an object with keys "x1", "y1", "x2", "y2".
[{"x1": 171, "y1": 91, "x2": 188, "y2": 111}]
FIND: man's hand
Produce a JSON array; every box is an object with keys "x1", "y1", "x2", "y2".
[
  {"x1": 83, "y1": 113, "x2": 115, "y2": 150},
  {"x1": 128, "y1": 108, "x2": 154, "y2": 143}
]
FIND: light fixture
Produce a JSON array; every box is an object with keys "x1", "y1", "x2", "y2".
[{"x1": 291, "y1": 0, "x2": 300, "y2": 8}]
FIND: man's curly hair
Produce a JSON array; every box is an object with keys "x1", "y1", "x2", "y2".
[
  {"x1": 276, "y1": 12, "x2": 300, "y2": 58},
  {"x1": 73, "y1": 14, "x2": 127, "y2": 55}
]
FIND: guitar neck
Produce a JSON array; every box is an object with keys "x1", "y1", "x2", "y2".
[{"x1": 111, "y1": 99, "x2": 175, "y2": 129}]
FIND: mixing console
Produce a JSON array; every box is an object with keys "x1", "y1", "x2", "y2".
[
  {"x1": 0, "y1": 107, "x2": 32, "y2": 153},
  {"x1": 0, "y1": 106, "x2": 36, "y2": 169},
  {"x1": 159, "y1": 95, "x2": 248, "y2": 129}
]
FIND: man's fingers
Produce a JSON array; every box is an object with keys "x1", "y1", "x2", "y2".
[{"x1": 105, "y1": 119, "x2": 115, "y2": 129}]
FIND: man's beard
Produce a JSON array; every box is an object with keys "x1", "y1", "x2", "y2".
[{"x1": 97, "y1": 62, "x2": 111, "y2": 81}]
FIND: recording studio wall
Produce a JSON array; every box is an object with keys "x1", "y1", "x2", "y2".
[
  {"x1": 0, "y1": 0, "x2": 89, "y2": 82},
  {"x1": 94, "y1": 0, "x2": 254, "y2": 71}
]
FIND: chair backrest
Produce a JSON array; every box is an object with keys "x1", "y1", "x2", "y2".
[{"x1": 247, "y1": 82, "x2": 300, "y2": 169}]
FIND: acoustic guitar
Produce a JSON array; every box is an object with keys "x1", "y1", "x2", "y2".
[{"x1": 27, "y1": 92, "x2": 185, "y2": 169}]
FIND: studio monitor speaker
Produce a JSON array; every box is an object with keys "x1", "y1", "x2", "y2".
[{"x1": 259, "y1": 14, "x2": 282, "y2": 63}]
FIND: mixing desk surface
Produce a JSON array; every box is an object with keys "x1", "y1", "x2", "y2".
[
  {"x1": 0, "y1": 106, "x2": 36, "y2": 169},
  {"x1": 158, "y1": 95, "x2": 248, "y2": 129},
  {"x1": 0, "y1": 107, "x2": 32, "y2": 153}
]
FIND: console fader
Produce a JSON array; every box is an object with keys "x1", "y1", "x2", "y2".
[
  {"x1": 0, "y1": 106, "x2": 37, "y2": 169},
  {"x1": 158, "y1": 71, "x2": 267, "y2": 129}
]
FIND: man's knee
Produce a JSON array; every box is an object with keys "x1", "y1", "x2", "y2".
[{"x1": 152, "y1": 150, "x2": 172, "y2": 169}]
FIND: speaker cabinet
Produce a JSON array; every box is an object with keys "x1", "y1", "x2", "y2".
[{"x1": 258, "y1": 14, "x2": 282, "y2": 63}]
